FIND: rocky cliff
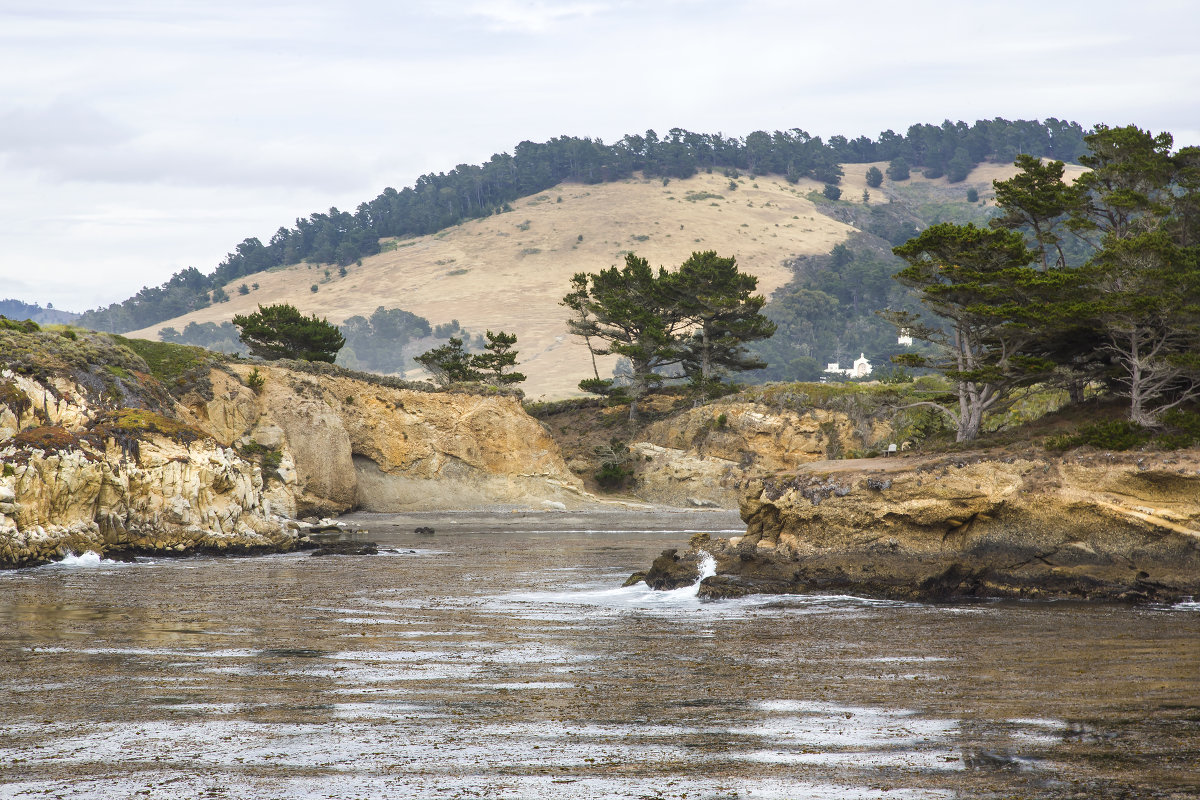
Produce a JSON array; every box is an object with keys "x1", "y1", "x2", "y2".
[
  {"x1": 639, "y1": 451, "x2": 1200, "y2": 602},
  {"x1": 0, "y1": 365, "x2": 296, "y2": 568},
  {"x1": 190, "y1": 363, "x2": 588, "y2": 516},
  {"x1": 628, "y1": 400, "x2": 890, "y2": 508},
  {"x1": 0, "y1": 329, "x2": 587, "y2": 567}
]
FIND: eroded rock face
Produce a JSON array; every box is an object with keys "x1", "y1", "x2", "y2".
[
  {"x1": 1, "y1": 360, "x2": 589, "y2": 567},
  {"x1": 0, "y1": 434, "x2": 296, "y2": 568},
  {"x1": 641, "y1": 402, "x2": 888, "y2": 471},
  {"x1": 653, "y1": 452, "x2": 1200, "y2": 602},
  {"x1": 197, "y1": 366, "x2": 588, "y2": 514},
  {"x1": 629, "y1": 402, "x2": 890, "y2": 508}
]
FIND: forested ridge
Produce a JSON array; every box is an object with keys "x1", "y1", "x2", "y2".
[{"x1": 78, "y1": 118, "x2": 1088, "y2": 334}]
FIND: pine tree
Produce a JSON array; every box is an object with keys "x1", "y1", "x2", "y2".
[
  {"x1": 570, "y1": 254, "x2": 687, "y2": 420},
  {"x1": 415, "y1": 337, "x2": 480, "y2": 386},
  {"x1": 668, "y1": 251, "x2": 776, "y2": 390},
  {"x1": 990, "y1": 154, "x2": 1079, "y2": 270},
  {"x1": 471, "y1": 330, "x2": 526, "y2": 386},
  {"x1": 232, "y1": 303, "x2": 344, "y2": 363},
  {"x1": 561, "y1": 273, "x2": 601, "y2": 380},
  {"x1": 1070, "y1": 125, "x2": 1200, "y2": 425},
  {"x1": 885, "y1": 223, "x2": 1067, "y2": 441}
]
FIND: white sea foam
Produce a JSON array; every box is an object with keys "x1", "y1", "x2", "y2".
[{"x1": 47, "y1": 551, "x2": 126, "y2": 568}]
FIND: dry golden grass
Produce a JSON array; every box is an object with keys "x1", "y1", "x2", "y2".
[{"x1": 127, "y1": 162, "x2": 1059, "y2": 398}]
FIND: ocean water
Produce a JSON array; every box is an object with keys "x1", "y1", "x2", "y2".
[{"x1": 0, "y1": 510, "x2": 1197, "y2": 799}]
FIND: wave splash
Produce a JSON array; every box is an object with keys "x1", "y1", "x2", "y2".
[{"x1": 50, "y1": 551, "x2": 119, "y2": 568}]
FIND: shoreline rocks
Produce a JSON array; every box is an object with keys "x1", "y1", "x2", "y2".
[{"x1": 637, "y1": 451, "x2": 1200, "y2": 603}]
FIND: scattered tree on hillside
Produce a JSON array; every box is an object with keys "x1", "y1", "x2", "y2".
[
  {"x1": 886, "y1": 157, "x2": 910, "y2": 182},
  {"x1": 865, "y1": 166, "x2": 884, "y2": 188},
  {"x1": 159, "y1": 320, "x2": 246, "y2": 355},
  {"x1": 473, "y1": 330, "x2": 526, "y2": 386},
  {"x1": 340, "y1": 306, "x2": 432, "y2": 373},
  {"x1": 561, "y1": 273, "x2": 601, "y2": 380},
  {"x1": 232, "y1": 304, "x2": 345, "y2": 363},
  {"x1": 415, "y1": 337, "x2": 481, "y2": 386},
  {"x1": 669, "y1": 251, "x2": 776, "y2": 389},
  {"x1": 945, "y1": 147, "x2": 973, "y2": 183}
]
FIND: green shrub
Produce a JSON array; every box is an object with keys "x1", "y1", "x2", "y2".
[
  {"x1": 246, "y1": 367, "x2": 265, "y2": 394},
  {"x1": 0, "y1": 316, "x2": 40, "y2": 333},
  {"x1": 1046, "y1": 420, "x2": 1150, "y2": 452},
  {"x1": 822, "y1": 184, "x2": 842, "y2": 200},
  {"x1": 595, "y1": 461, "x2": 633, "y2": 490},
  {"x1": 966, "y1": 188, "x2": 979, "y2": 203},
  {"x1": 1156, "y1": 409, "x2": 1200, "y2": 450}
]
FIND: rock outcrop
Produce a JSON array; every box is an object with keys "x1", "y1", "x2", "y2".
[
  {"x1": 0, "y1": 410, "x2": 297, "y2": 568},
  {"x1": 194, "y1": 365, "x2": 588, "y2": 516},
  {"x1": 629, "y1": 401, "x2": 890, "y2": 508},
  {"x1": 642, "y1": 451, "x2": 1200, "y2": 602},
  {"x1": 1, "y1": 333, "x2": 589, "y2": 568}
]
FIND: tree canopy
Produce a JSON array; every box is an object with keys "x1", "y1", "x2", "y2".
[
  {"x1": 472, "y1": 330, "x2": 526, "y2": 386},
  {"x1": 567, "y1": 251, "x2": 773, "y2": 418},
  {"x1": 669, "y1": 251, "x2": 776, "y2": 388},
  {"x1": 883, "y1": 124, "x2": 1200, "y2": 434},
  {"x1": 339, "y1": 306, "x2": 432, "y2": 374},
  {"x1": 885, "y1": 223, "x2": 1071, "y2": 441},
  {"x1": 1070, "y1": 125, "x2": 1200, "y2": 425},
  {"x1": 232, "y1": 304, "x2": 345, "y2": 363},
  {"x1": 415, "y1": 330, "x2": 526, "y2": 388}
]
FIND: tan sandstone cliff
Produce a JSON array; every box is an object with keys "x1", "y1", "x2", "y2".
[
  {"x1": 0, "y1": 366, "x2": 295, "y2": 567},
  {"x1": 628, "y1": 401, "x2": 890, "y2": 508},
  {"x1": 189, "y1": 364, "x2": 588, "y2": 516},
  {"x1": 640, "y1": 450, "x2": 1200, "y2": 602},
  {"x1": 1, "y1": 342, "x2": 588, "y2": 567}
]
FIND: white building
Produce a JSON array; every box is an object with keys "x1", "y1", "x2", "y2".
[{"x1": 823, "y1": 353, "x2": 873, "y2": 379}]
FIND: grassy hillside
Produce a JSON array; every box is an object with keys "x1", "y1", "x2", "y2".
[{"x1": 125, "y1": 162, "x2": 1067, "y2": 398}]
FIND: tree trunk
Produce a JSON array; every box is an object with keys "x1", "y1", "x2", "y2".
[
  {"x1": 1067, "y1": 379, "x2": 1086, "y2": 405},
  {"x1": 584, "y1": 335, "x2": 600, "y2": 381},
  {"x1": 1126, "y1": 331, "x2": 1156, "y2": 427},
  {"x1": 958, "y1": 408, "x2": 983, "y2": 442}
]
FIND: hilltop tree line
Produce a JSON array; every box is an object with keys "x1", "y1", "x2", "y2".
[
  {"x1": 77, "y1": 118, "x2": 1089, "y2": 334},
  {"x1": 886, "y1": 124, "x2": 1200, "y2": 440}
]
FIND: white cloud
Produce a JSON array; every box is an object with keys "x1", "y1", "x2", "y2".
[
  {"x1": 446, "y1": 1, "x2": 614, "y2": 33},
  {"x1": 1, "y1": 0, "x2": 1198, "y2": 311}
]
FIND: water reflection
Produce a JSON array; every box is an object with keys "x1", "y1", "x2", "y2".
[{"x1": 1, "y1": 510, "x2": 1197, "y2": 799}]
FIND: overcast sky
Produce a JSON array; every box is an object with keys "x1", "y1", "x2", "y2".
[{"x1": 2, "y1": 0, "x2": 1198, "y2": 312}]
